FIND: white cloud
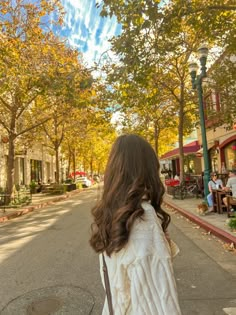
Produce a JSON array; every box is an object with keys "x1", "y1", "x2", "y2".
[{"x1": 60, "y1": 0, "x2": 120, "y2": 67}]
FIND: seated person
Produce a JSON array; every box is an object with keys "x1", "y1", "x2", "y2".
[
  {"x1": 223, "y1": 169, "x2": 236, "y2": 212},
  {"x1": 207, "y1": 172, "x2": 223, "y2": 212}
]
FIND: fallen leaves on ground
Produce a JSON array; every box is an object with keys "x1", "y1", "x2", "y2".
[{"x1": 222, "y1": 242, "x2": 236, "y2": 252}]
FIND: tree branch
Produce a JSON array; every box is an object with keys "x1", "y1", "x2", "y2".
[
  {"x1": 0, "y1": 119, "x2": 10, "y2": 133},
  {"x1": 16, "y1": 91, "x2": 42, "y2": 119},
  {"x1": 16, "y1": 117, "x2": 51, "y2": 137},
  {"x1": 0, "y1": 96, "x2": 11, "y2": 111}
]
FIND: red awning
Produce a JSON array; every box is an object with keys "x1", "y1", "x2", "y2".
[{"x1": 160, "y1": 141, "x2": 201, "y2": 160}]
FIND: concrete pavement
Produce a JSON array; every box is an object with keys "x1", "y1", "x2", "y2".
[
  {"x1": 0, "y1": 186, "x2": 235, "y2": 315},
  {"x1": 0, "y1": 188, "x2": 235, "y2": 247}
]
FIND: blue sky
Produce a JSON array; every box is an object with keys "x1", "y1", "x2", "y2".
[{"x1": 59, "y1": 0, "x2": 121, "y2": 66}]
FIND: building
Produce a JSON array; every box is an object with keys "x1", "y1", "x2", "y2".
[
  {"x1": 160, "y1": 140, "x2": 202, "y2": 177},
  {"x1": 200, "y1": 52, "x2": 236, "y2": 174},
  {"x1": 160, "y1": 51, "x2": 236, "y2": 178},
  {"x1": 0, "y1": 136, "x2": 57, "y2": 188}
]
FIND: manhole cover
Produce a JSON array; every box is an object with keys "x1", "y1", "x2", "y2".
[
  {"x1": 0, "y1": 286, "x2": 94, "y2": 315},
  {"x1": 27, "y1": 297, "x2": 62, "y2": 315}
]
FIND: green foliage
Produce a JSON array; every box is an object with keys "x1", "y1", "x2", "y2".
[
  {"x1": 97, "y1": 0, "x2": 235, "y2": 180},
  {"x1": 76, "y1": 183, "x2": 83, "y2": 190},
  {"x1": 0, "y1": 0, "x2": 96, "y2": 195},
  {"x1": 228, "y1": 217, "x2": 236, "y2": 230}
]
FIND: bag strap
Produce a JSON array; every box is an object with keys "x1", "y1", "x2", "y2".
[{"x1": 102, "y1": 253, "x2": 114, "y2": 315}]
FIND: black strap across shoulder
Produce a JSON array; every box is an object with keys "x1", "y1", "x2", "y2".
[{"x1": 102, "y1": 253, "x2": 114, "y2": 315}]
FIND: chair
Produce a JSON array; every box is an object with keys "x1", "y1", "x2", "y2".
[
  {"x1": 212, "y1": 190, "x2": 218, "y2": 213},
  {"x1": 226, "y1": 195, "x2": 236, "y2": 218}
]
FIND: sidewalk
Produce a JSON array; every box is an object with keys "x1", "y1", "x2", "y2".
[
  {"x1": 164, "y1": 194, "x2": 236, "y2": 246},
  {"x1": 0, "y1": 189, "x2": 81, "y2": 223}
]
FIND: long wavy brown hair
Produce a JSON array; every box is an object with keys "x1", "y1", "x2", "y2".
[{"x1": 89, "y1": 134, "x2": 170, "y2": 256}]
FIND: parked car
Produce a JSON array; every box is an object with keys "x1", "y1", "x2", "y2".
[{"x1": 76, "y1": 176, "x2": 92, "y2": 188}]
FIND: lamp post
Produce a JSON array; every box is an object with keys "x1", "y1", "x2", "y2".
[{"x1": 189, "y1": 45, "x2": 210, "y2": 201}]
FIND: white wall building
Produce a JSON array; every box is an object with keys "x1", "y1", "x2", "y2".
[{"x1": 0, "y1": 137, "x2": 57, "y2": 188}]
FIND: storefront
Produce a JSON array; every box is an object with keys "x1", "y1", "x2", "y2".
[
  {"x1": 220, "y1": 135, "x2": 236, "y2": 172},
  {"x1": 160, "y1": 141, "x2": 202, "y2": 177}
]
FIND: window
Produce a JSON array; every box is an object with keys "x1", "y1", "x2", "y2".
[
  {"x1": 19, "y1": 158, "x2": 25, "y2": 185},
  {"x1": 210, "y1": 148, "x2": 219, "y2": 173},
  {"x1": 30, "y1": 160, "x2": 42, "y2": 182},
  {"x1": 224, "y1": 142, "x2": 236, "y2": 171}
]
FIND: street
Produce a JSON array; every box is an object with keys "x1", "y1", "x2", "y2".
[{"x1": 0, "y1": 187, "x2": 236, "y2": 315}]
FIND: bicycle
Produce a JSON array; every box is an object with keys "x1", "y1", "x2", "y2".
[{"x1": 173, "y1": 180, "x2": 200, "y2": 200}]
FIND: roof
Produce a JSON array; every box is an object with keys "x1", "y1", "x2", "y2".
[{"x1": 160, "y1": 141, "x2": 201, "y2": 160}]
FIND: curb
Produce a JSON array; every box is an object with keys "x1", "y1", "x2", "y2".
[
  {"x1": 0, "y1": 190, "x2": 81, "y2": 223},
  {"x1": 164, "y1": 199, "x2": 236, "y2": 246}
]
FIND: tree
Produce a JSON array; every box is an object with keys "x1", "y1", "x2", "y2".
[
  {"x1": 97, "y1": 0, "x2": 235, "y2": 179},
  {"x1": 0, "y1": 0, "x2": 88, "y2": 199}
]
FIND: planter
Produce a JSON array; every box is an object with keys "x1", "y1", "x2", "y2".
[
  {"x1": 166, "y1": 186, "x2": 175, "y2": 195},
  {"x1": 63, "y1": 183, "x2": 76, "y2": 192}
]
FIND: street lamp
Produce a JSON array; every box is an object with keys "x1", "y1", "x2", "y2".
[{"x1": 189, "y1": 44, "x2": 210, "y2": 201}]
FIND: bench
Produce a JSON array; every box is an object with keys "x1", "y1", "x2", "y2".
[{"x1": 41, "y1": 184, "x2": 65, "y2": 195}]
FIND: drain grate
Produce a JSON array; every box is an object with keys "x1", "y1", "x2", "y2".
[
  {"x1": 0, "y1": 285, "x2": 95, "y2": 315},
  {"x1": 27, "y1": 297, "x2": 62, "y2": 315}
]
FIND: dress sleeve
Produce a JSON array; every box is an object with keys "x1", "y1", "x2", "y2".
[{"x1": 127, "y1": 255, "x2": 182, "y2": 315}]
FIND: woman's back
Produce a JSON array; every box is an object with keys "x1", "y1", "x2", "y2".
[
  {"x1": 100, "y1": 201, "x2": 182, "y2": 315},
  {"x1": 90, "y1": 134, "x2": 181, "y2": 314}
]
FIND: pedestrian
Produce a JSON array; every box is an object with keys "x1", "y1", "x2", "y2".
[
  {"x1": 207, "y1": 172, "x2": 223, "y2": 212},
  {"x1": 37, "y1": 179, "x2": 42, "y2": 193},
  {"x1": 223, "y1": 169, "x2": 236, "y2": 211},
  {"x1": 90, "y1": 134, "x2": 181, "y2": 315}
]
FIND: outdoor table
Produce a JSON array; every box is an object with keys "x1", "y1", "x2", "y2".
[{"x1": 212, "y1": 189, "x2": 231, "y2": 214}]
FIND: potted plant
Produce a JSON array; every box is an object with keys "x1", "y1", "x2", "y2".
[
  {"x1": 29, "y1": 180, "x2": 36, "y2": 194},
  {"x1": 228, "y1": 215, "x2": 236, "y2": 231}
]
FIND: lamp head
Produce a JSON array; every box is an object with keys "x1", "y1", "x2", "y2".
[
  {"x1": 198, "y1": 44, "x2": 209, "y2": 59},
  {"x1": 189, "y1": 62, "x2": 198, "y2": 75},
  {"x1": 198, "y1": 45, "x2": 208, "y2": 77},
  {"x1": 189, "y1": 62, "x2": 198, "y2": 89}
]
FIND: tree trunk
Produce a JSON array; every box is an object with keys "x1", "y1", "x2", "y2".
[
  {"x1": 6, "y1": 134, "x2": 15, "y2": 204},
  {"x1": 72, "y1": 149, "x2": 76, "y2": 182},
  {"x1": 67, "y1": 145, "x2": 71, "y2": 178},
  {"x1": 55, "y1": 147, "x2": 60, "y2": 183},
  {"x1": 90, "y1": 158, "x2": 93, "y2": 176},
  {"x1": 154, "y1": 124, "x2": 159, "y2": 156}
]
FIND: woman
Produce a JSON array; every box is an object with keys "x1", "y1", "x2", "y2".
[
  {"x1": 207, "y1": 172, "x2": 223, "y2": 212},
  {"x1": 90, "y1": 134, "x2": 182, "y2": 315}
]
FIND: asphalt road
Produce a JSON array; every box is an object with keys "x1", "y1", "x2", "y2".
[{"x1": 0, "y1": 186, "x2": 235, "y2": 315}]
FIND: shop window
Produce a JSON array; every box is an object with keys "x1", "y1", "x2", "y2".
[
  {"x1": 184, "y1": 155, "x2": 195, "y2": 174},
  {"x1": 210, "y1": 148, "x2": 219, "y2": 173},
  {"x1": 46, "y1": 162, "x2": 51, "y2": 183},
  {"x1": 224, "y1": 142, "x2": 236, "y2": 171},
  {"x1": 19, "y1": 157, "x2": 25, "y2": 185}
]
